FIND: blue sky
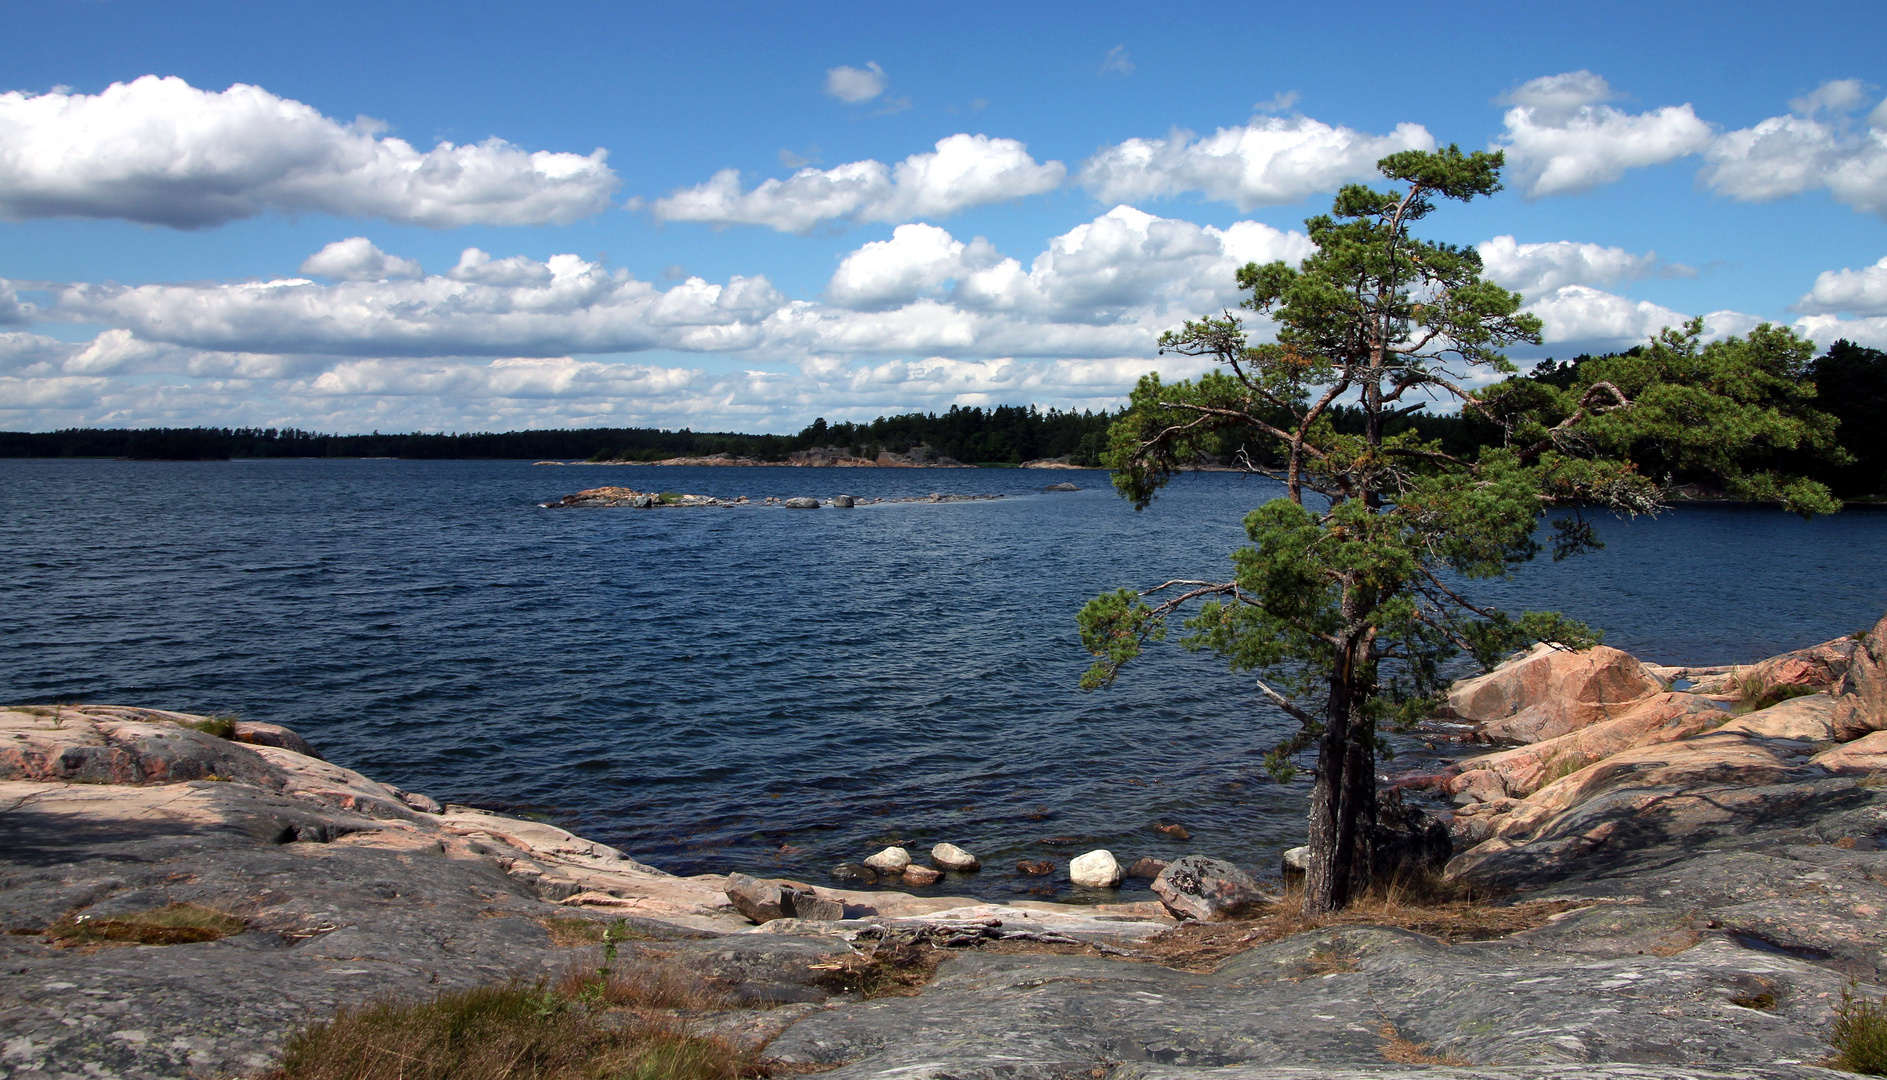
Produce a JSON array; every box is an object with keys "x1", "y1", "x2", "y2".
[{"x1": 3, "y1": 0, "x2": 1885, "y2": 433}]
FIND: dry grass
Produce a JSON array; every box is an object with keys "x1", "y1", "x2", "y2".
[
  {"x1": 540, "y1": 917, "x2": 657, "y2": 948},
  {"x1": 1376, "y1": 1021, "x2": 1469, "y2": 1066},
  {"x1": 806, "y1": 939, "x2": 941, "y2": 998},
  {"x1": 1832, "y1": 985, "x2": 1887, "y2": 1075},
  {"x1": 266, "y1": 983, "x2": 752, "y2": 1080},
  {"x1": 47, "y1": 903, "x2": 247, "y2": 947},
  {"x1": 557, "y1": 956, "x2": 732, "y2": 1014},
  {"x1": 1121, "y1": 875, "x2": 1578, "y2": 973}
]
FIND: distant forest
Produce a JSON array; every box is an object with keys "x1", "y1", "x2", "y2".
[{"x1": 5, "y1": 341, "x2": 1884, "y2": 496}]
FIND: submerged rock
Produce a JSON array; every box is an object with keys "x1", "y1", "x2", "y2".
[
  {"x1": 1125, "y1": 857, "x2": 1169, "y2": 879},
  {"x1": 1015, "y1": 859, "x2": 1054, "y2": 876}
]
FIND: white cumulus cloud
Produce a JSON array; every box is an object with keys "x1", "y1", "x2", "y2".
[
  {"x1": 300, "y1": 237, "x2": 424, "y2": 282},
  {"x1": 1476, "y1": 235, "x2": 1679, "y2": 298},
  {"x1": 1700, "y1": 81, "x2": 1887, "y2": 218},
  {"x1": 649, "y1": 134, "x2": 1066, "y2": 233},
  {"x1": 1495, "y1": 71, "x2": 1713, "y2": 197},
  {"x1": 825, "y1": 63, "x2": 887, "y2": 104},
  {"x1": 0, "y1": 75, "x2": 617, "y2": 228},
  {"x1": 826, "y1": 223, "x2": 1002, "y2": 311},
  {"x1": 1523, "y1": 284, "x2": 1757, "y2": 350},
  {"x1": 1077, "y1": 116, "x2": 1435, "y2": 210},
  {"x1": 1796, "y1": 254, "x2": 1887, "y2": 316}
]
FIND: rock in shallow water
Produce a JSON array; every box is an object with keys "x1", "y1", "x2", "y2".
[
  {"x1": 901, "y1": 864, "x2": 942, "y2": 886},
  {"x1": 863, "y1": 846, "x2": 910, "y2": 873},
  {"x1": 828, "y1": 862, "x2": 875, "y2": 885},
  {"x1": 782, "y1": 497, "x2": 820, "y2": 509},
  {"x1": 1126, "y1": 857, "x2": 1169, "y2": 879},
  {"x1": 1069, "y1": 849, "x2": 1122, "y2": 888},
  {"x1": 1016, "y1": 859, "x2": 1054, "y2": 876},
  {"x1": 930, "y1": 842, "x2": 980, "y2": 871}
]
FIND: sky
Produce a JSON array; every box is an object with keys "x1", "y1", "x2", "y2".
[{"x1": 3, "y1": 0, "x2": 1885, "y2": 435}]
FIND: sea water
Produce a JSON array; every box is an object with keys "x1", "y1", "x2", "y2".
[{"x1": 3, "y1": 458, "x2": 1883, "y2": 901}]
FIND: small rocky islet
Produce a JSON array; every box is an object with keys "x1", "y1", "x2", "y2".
[
  {"x1": 5, "y1": 611, "x2": 1887, "y2": 1078},
  {"x1": 543, "y1": 485, "x2": 1008, "y2": 509}
]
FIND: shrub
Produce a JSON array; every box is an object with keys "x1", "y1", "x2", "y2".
[
  {"x1": 48, "y1": 903, "x2": 246, "y2": 946},
  {"x1": 181, "y1": 713, "x2": 239, "y2": 739},
  {"x1": 1833, "y1": 985, "x2": 1887, "y2": 1075}
]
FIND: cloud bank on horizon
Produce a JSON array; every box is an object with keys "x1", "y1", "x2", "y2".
[{"x1": 3, "y1": 60, "x2": 1886, "y2": 434}]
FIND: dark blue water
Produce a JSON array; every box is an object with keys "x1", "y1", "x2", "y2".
[{"x1": 3, "y1": 458, "x2": 1885, "y2": 902}]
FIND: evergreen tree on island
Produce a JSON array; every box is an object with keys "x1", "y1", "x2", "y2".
[{"x1": 1077, "y1": 146, "x2": 1844, "y2": 915}]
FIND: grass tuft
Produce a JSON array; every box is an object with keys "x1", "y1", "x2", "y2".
[
  {"x1": 180, "y1": 713, "x2": 240, "y2": 739},
  {"x1": 808, "y1": 938, "x2": 939, "y2": 998},
  {"x1": 267, "y1": 982, "x2": 750, "y2": 1080},
  {"x1": 1833, "y1": 985, "x2": 1887, "y2": 1075},
  {"x1": 1377, "y1": 1021, "x2": 1468, "y2": 1066},
  {"x1": 48, "y1": 903, "x2": 247, "y2": 946},
  {"x1": 1732, "y1": 673, "x2": 1820, "y2": 715}
]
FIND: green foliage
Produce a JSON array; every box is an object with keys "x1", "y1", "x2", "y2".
[
  {"x1": 181, "y1": 713, "x2": 239, "y2": 739},
  {"x1": 1833, "y1": 985, "x2": 1887, "y2": 1075},
  {"x1": 1081, "y1": 146, "x2": 1842, "y2": 914}
]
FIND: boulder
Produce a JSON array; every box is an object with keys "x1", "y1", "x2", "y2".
[
  {"x1": 1716, "y1": 692, "x2": 1837, "y2": 741},
  {"x1": 1150, "y1": 855, "x2": 1271, "y2": 921},
  {"x1": 930, "y1": 842, "x2": 980, "y2": 871},
  {"x1": 1279, "y1": 846, "x2": 1309, "y2": 884},
  {"x1": 901, "y1": 864, "x2": 941, "y2": 887},
  {"x1": 831, "y1": 495, "x2": 855, "y2": 508},
  {"x1": 1068, "y1": 849, "x2": 1122, "y2": 888},
  {"x1": 1449, "y1": 642, "x2": 1665, "y2": 744},
  {"x1": 1444, "y1": 692, "x2": 1728, "y2": 799},
  {"x1": 1811, "y1": 729, "x2": 1887, "y2": 774},
  {"x1": 725, "y1": 872, "x2": 790, "y2": 923},
  {"x1": 1834, "y1": 615, "x2": 1887, "y2": 740},
  {"x1": 398, "y1": 790, "x2": 444, "y2": 814},
  {"x1": 783, "y1": 497, "x2": 820, "y2": 509},
  {"x1": 788, "y1": 890, "x2": 844, "y2": 921},
  {"x1": 1369, "y1": 789, "x2": 1453, "y2": 883},
  {"x1": 1016, "y1": 859, "x2": 1054, "y2": 876},
  {"x1": 629, "y1": 494, "x2": 655, "y2": 508},
  {"x1": 231, "y1": 720, "x2": 322, "y2": 759},
  {"x1": 828, "y1": 862, "x2": 875, "y2": 885},
  {"x1": 1690, "y1": 635, "x2": 1859, "y2": 699},
  {"x1": 1155, "y1": 823, "x2": 1190, "y2": 840},
  {"x1": 1043, "y1": 482, "x2": 1079, "y2": 491},
  {"x1": 724, "y1": 872, "x2": 844, "y2": 923},
  {"x1": 863, "y1": 845, "x2": 910, "y2": 873},
  {"x1": 1125, "y1": 857, "x2": 1169, "y2": 879}
]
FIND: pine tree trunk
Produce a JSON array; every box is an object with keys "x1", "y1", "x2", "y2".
[{"x1": 1303, "y1": 629, "x2": 1375, "y2": 917}]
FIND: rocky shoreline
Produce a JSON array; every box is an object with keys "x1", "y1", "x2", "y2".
[
  {"x1": 4, "y1": 613, "x2": 1887, "y2": 1078},
  {"x1": 532, "y1": 447, "x2": 1100, "y2": 470}
]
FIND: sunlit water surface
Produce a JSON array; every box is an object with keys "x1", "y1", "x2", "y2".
[{"x1": 4, "y1": 459, "x2": 1883, "y2": 901}]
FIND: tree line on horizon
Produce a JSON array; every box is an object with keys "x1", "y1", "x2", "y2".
[{"x1": 3, "y1": 341, "x2": 1883, "y2": 495}]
